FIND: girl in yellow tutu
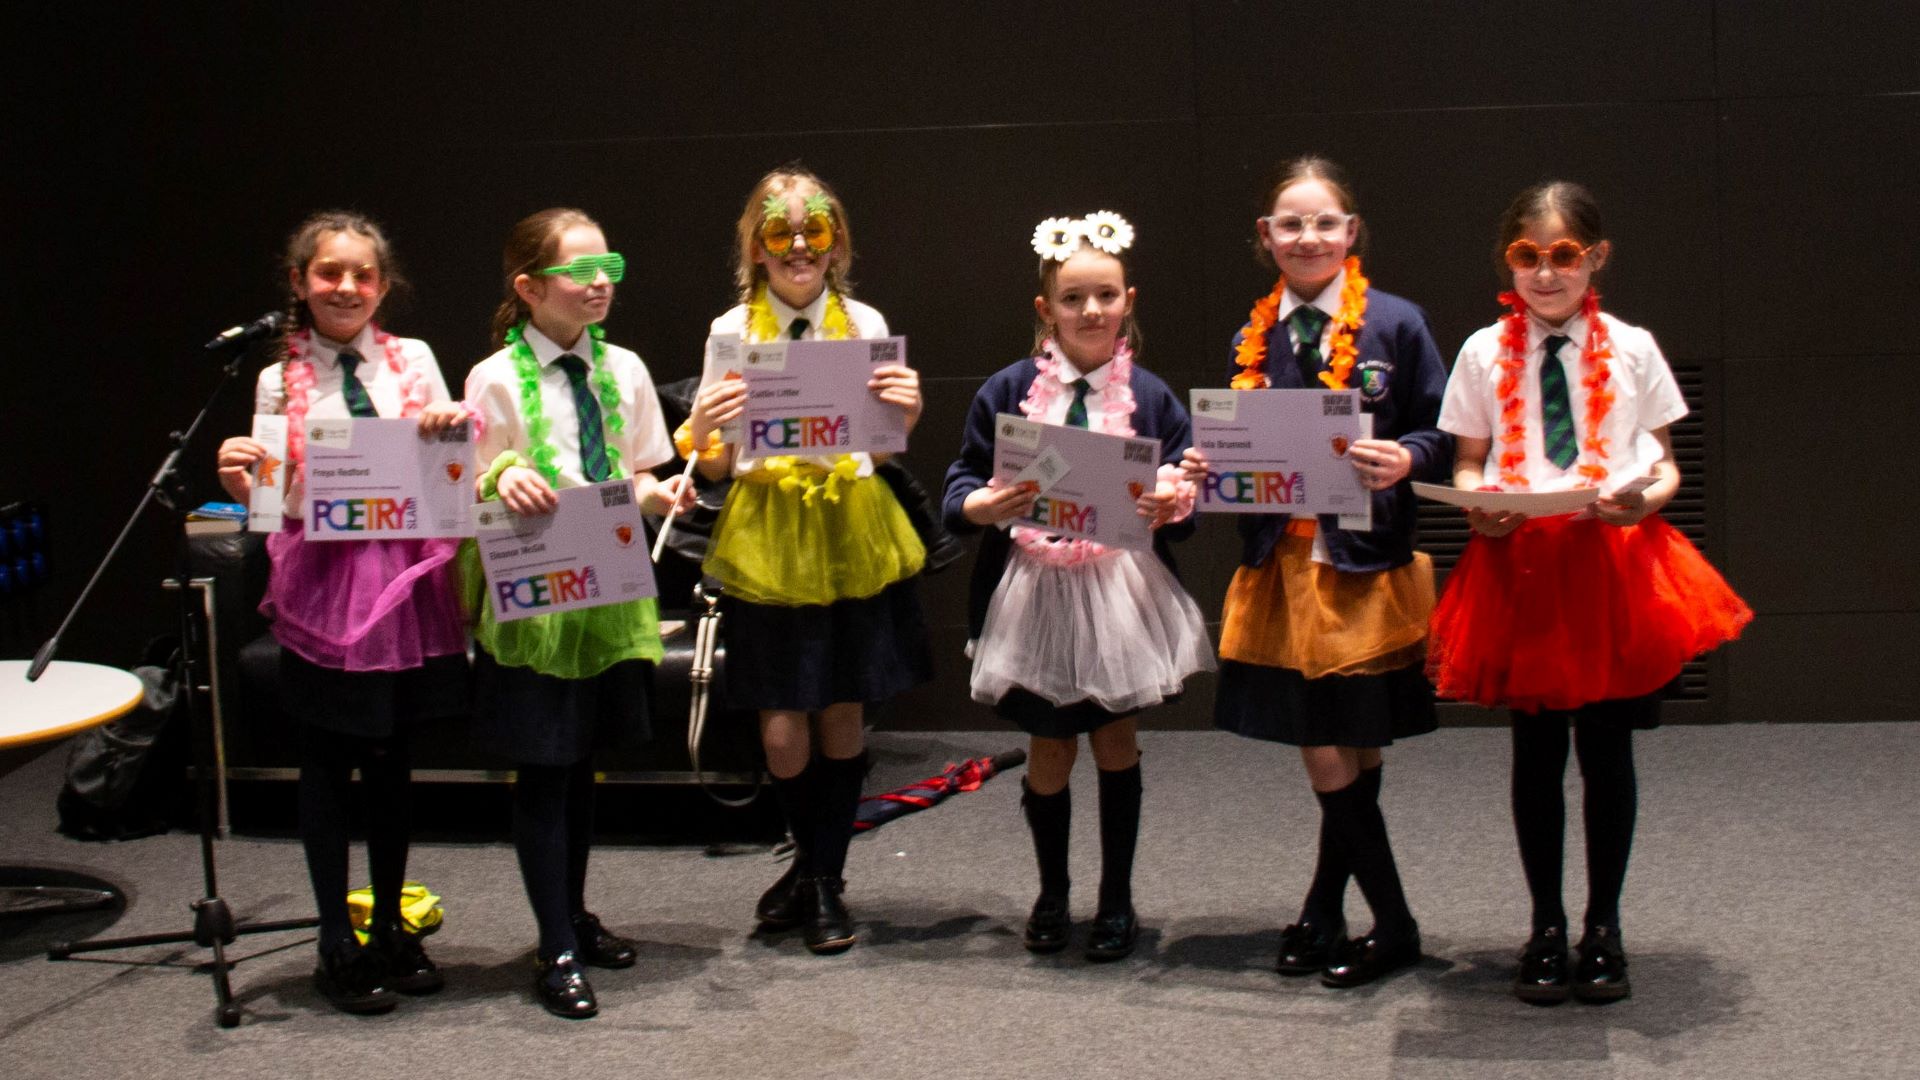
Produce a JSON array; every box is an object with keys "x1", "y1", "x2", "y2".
[{"x1": 682, "y1": 166, "x2": 930, "y2": 955}]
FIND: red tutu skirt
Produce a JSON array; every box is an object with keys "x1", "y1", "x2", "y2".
[{"x1": 1427, "y1": 514, "x2": 1751, "y2": 711}]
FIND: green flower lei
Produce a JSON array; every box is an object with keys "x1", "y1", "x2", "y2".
[{"x1": 506, "y1": 321, "x2": 626, "y2": 483}]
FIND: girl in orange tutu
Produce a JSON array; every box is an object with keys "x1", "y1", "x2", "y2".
[
  {"x1": 1429, "y1": 181, "x2": 1751, "y2": 1006},
  {"x1": 1186, "y1": 158, "x2": 1453, "y2": 989}
]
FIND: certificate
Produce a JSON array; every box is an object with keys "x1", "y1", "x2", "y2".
[
  {"x1": 304, "y1": 418, "x2": 475, "y2": 541},
  {"x1": 1411, "y1": 482, "x2": 1599, "y2": 516},
  {"x1": 726, "y1": 334, "x2": 910, "y2": 456},
  {"x1": 1190, "y1": 389, "x2": 1373, "y2": 529},
  {"x1": 246, "y1": 414, "x2": 290, "y2": 534},
  {"x1": 990, "y1": 414, "x2": 1161, "y2": 552},
  {"x1": 472, "y1": 479, "x2": 658, "y2": 623}
]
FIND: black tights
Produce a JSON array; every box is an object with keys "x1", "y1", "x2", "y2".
[
  {"x1": 1511, "y1": 709, "x2": 1638, "y2": 933},
  {"x1": 298, "y1": 725, "x2": 412, "y2": 952},
  {"x1": 512, "y1": 758, "x2": 598, "y2": 960}
]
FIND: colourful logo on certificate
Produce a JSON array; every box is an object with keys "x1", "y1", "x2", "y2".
[
  {"x1": 748, "y1": 415, "x2": 850, "y2": 452},
  {"x1": 1203, "y1": 471, "x2": 1306, "y2": 506},
  {"x1": 494, "y1": 565, "x2": 602, "y2": 612},
  {"x1": 311, "y1": 497, "x2": 420, "y2": 532},
  {"x1": 1024, "y1": 495, "x2": 1097, "y2": 535}
]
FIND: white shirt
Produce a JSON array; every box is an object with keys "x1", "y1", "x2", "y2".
[
  {"x1": 254, "y1": 324, "x2": 450, "y2": 419},
  {"x1": 467, "y1": 323, "x2": 675, "y2": 487},
  {"x1": 702, "y1": 292, "x2": 890, "y2": 477},
  {"x1": 1439, "y1": 310, "x2": 1687, "y2": 493}
]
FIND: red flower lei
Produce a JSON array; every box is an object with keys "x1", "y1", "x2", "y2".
[
  {"x1": 1230, "y1": 257, "x2": 1369, "y2": 390},
  {"x1": 1493, "y1": 289, "x2": 1615, "y2": 489}
]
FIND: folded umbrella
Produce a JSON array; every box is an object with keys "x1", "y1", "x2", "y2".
[{"x1": 854, "y1": 749, "x2": 1027, "y2": 834}]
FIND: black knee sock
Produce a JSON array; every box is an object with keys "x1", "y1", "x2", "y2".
[
  {"x1": 771, "y1": 762, "x2": 815, "y2": 874},
  {"x1": 1021, "y1": 780, "x2": 1071, "y2": 898},
  {"x1": 1300, "y1": 763, "x2": 1378, "y2": 929},
  {"x1": 359, "y1": 735, "x2": 412, "y2": 928},
  {"x1": 1512, "y1": 714, "x2": 1572, "y2": 934},
  {"x1": 1573, "y1": 714, "x2": 1636, "y2": 931},
  {"x1": 810, "y1": 753, "x2": 866, "y2": 882},
  {"x1": 565, "y1": 757, "x2": 597, "y2": 917},
  {"x1": 1323, "y1": 776, "x2": 1416, "y2": 940},
  {"x1": 512, "y1": 763, "x2": 577, "y2": 959},
  {"x1": 1095, "y1": 764, "x2": 1142, "y2": 915},
  {"x1": 298, "y1": 727, "x2": 357, "y2": 952}
]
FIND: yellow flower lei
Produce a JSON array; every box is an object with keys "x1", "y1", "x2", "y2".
[{"x1": 1230, "y1": 257, "x2": 1369, "y2": 390}]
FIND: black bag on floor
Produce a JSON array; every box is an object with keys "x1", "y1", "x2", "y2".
[{"x1": 56, "y1": 645, "x2": 186, "y2": 841}]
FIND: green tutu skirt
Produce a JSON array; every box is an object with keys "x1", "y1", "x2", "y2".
[
  {"x1": 458, "y1": 540, "x2": 662, "y2": 679},
  {"x1": 705, "y1": 466, "x2": 925, "y2": 606}
]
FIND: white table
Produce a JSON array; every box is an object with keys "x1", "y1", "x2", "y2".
[{"x1": 1, "y1": 659, "x2": 145, "y2": 915}]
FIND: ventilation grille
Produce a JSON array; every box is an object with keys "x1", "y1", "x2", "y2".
[{"x1": 1417, "y1": 360, "x2": 1711, "y2": 701}]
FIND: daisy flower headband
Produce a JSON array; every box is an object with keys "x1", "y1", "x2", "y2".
[{"x1": 1031, "y1": 210, "x2": 1135, "y2": 262}]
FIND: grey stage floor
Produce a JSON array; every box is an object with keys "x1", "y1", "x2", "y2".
[{"x1": 2, "y1": 723, "x2": 1916, "y2": 1079}]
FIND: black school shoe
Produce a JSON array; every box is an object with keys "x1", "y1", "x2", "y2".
[
  {"x1": 1572, "y1": 926, "x2": 1631, "y2": 1003},
  {"x1": 1512, "y1": 926, "x2": 1571, "y2": 1006},
  {"x1": 1085, "y1": 907, "x2": 1138, "y2": 962},
  {"x1": 368, "y1": 919, "x2": 445, "y2": 995},
  {"x1": 570, "y1": 911, "x2": 638, "y2": 969},
  {"x1": 755, "y1": 859, "x2": 805, "y2": 931},
  {"x1": 1275, "y1": 920, "x2": 1345, "y2": 976},
  {"x1": 1023, "y1": 894, "x2": 1071, "y2": 954},
  {"x1": 801, "y1": 877, "x2": 856, "y2": 955},
  {"x1": 534, "y1": 951, "x2": 597, "y2": 1019},
  {"x1": 314, "y1": 940, "x2": 396, "y2": 1015},
  {"x1": 1320, "y1": 926, "x2": 1421, "y2": 988}
]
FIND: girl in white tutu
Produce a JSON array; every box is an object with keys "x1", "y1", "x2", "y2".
[{"x1": 941, "y1": 212, "x2": 1212, "y2": 962}]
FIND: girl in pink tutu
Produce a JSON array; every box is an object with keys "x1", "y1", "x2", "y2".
[
  {"x1": 215, "y1": 211, "x2": 468, "y2": 1014},
  {"x1": 1429, "y1": 181, "x2": 1751, "y2": 1005},
  {"x1": 942, "y1": 212, "x2": 1212, "y2": 962}
]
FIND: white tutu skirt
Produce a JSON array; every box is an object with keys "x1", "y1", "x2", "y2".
[{"x1": 970, "y1": 545, "x2": 1216, "y2": 713}]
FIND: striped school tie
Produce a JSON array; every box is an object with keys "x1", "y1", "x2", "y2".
[
  {"x1": 555, "y1": 354, "x2": 613, "y2": 482},
  {"x1": 1539, "y1": 334, "x2": 1578, "y2": 469},
  {"x1": 337, "y1": 349, "x2": 379, "y2": 418}
]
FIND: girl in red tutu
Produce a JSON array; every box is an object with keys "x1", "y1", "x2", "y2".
[{"x1": 1430, "y1": 181, "x2": 1751, "y2": 1005}]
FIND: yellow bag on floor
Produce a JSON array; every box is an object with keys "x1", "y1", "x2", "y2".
[{"x1": 347, "y1": 880, "x2": 444, "y2": 945}]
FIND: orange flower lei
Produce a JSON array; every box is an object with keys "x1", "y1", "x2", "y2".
[
  {"x1": 1230, "y1": 257, "x2": 1369, "y2": 390},
  {"x1": 1493, "y1": 288, "x2": 1615, "y2": 489}
]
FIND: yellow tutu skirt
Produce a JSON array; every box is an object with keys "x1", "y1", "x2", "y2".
[
  {"x1": 706, "y1": 465, "x2": 925, "y2": 607},
  {"x1": 1219, "y1": 526, "x2": 1435, "y2": 679}
]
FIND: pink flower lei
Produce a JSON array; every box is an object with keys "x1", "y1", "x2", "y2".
[
  {"x1": 1007, "y1": 338, "x2": 1138, "y2": 565},
  {"x1": 281, "y1": 326, "x2": 427, "y2": 472}
]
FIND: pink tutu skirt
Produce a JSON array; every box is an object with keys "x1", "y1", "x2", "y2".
[
  {"x1": 1427, "y1": 513, "x2": 1751, "y2": 712},
  {"x1": 262, "y1": 520, "x2": 467, "y2": 672}
]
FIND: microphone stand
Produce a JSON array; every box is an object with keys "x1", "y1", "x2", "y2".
[{"x1": 37, "y1": 340, "x2": 316, "y2": 1029}]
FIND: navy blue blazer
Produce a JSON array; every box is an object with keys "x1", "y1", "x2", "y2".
[
  {"x1": 1230, "y1": 287, "x2": 1452, "y2": 573},
  {"x1": 941, "y1": 357, "x2": 1195, "y2": 639}
]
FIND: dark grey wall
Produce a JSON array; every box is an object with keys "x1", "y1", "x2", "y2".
[{"x1": 9, "y1": 3, "x2": 1917, "y2": 726}]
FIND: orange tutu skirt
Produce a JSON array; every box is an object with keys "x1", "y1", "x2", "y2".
[
  {"x1": 1427, "y1": 514, "x2": 1752, "y2": 711},
  {"x1": 1219, "y1": 529, "x2": 1437, "y2": 679}
]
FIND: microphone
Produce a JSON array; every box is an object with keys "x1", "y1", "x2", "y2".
[{"x1": 203, "y1": 310, "x2": 286, "y2": 352}]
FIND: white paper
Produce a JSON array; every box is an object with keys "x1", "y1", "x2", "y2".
[
  {"x1": 246, "y1": 414, "x2": 289, "y2": 533},
  {"x1": 472, "y1": 479, "x2": 659, "y2": 623},
  {"x1": 702, "y1": 334, "x2": 747, "y2": 443},
  {"x1": 304, "y1": 418, "x2": 476, "y2": 540},
  {"x1": 1190, "y1": 388, "x2": 1373, "y2": 530},
  {"x1": 1411, "y1": 482, "x2": 1598, "y2": 515},
  {"x1": 990, "y1": 414, "x2": 1160, "y2": 552},
  {"x1": 1013, "y1": 446, "x2": 1073, "y2": 493},
  {"x1": 736, "y1": 336, "x2": 910, "y2": 456}
]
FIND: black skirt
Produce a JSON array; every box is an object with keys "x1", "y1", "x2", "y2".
[
  {"x1": 471, "y1": 648, "x2": 653, "y2": 766},
  {"x1": 993, "y1": 687, "x2": 1161, "y2": 739},
  {"x1": 278, "y1": 649, "x2": 470, "y2": 739},
  {"x1": 719, "y1": 577, "x2": 933, "y2": 712},
  {"x1": 1214, "y1": 659, "x2": 1437, "y2": 748}
]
